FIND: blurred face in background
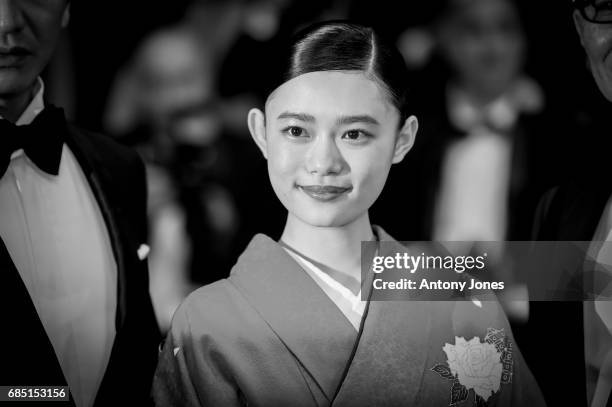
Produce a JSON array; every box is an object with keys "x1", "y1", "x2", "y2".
[
  {"x1": 242, "y1": 0, "x2": 286, "y2": 41},
  {"x1": 135, "y1": 28, "x2": 221, "y2": 150},
  {"x1": 437, "y1": 0, "x2": 526, "y2": 101},
  {"x1": 248, "y1": 71, "x2": 416, "y2": 228},
  {"x1": 0, "y1": 0, "x2": 69, "y2": 99},
  {"x1": 574, "y1": 10, "x2": 612, "y2": 101}
]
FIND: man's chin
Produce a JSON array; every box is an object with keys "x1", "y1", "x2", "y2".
[{"x1": 0, "y1": 70, "x2": 37, "y2": 100}]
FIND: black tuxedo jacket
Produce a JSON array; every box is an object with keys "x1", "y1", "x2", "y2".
[
  {"x1": 527, "y1": 180, "x2": 612, "y2": 407},
  {"x1": 0, "y1": 123, "x2": 161, "y2": 406}
]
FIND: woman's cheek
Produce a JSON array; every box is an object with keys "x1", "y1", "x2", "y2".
[
  {"x1": 357, "y1": 161, "x2": 391, "y2": 203},
  {"x1": 270, "y1": 145, "x2": 300, "y2": 179}
]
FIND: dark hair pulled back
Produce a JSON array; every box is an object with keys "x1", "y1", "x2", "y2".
[{"x1": 271, "y1": 21, "x2": 412, "y2": 124}]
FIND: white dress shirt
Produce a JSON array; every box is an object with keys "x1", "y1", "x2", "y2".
[
  {"x1": 0, "y1": 81, "x2": 117, "y2": 407},
  {"x1": 433, "y1": 87, "x2": 515, "y2": 242}
]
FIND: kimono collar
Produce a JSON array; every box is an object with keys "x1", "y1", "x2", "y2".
[{"x1": 228, "y1": 225, "x2": 394, "y2": 401}]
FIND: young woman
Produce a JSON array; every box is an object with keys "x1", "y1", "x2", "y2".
[{"x1": 153, "y1": 21, "x2": 544, "y2": 406}]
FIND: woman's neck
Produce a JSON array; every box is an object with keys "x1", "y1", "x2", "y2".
[{"x1": 280, "y1": 212, "x2": 374, "y2": 279}]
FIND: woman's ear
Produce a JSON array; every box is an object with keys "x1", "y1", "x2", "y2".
[
  {"x1": 392, "y1": 115, "x2": 418, "y2": 164},
  {"x1": 247, "y1": 108, "x2": 268, "y2": 159}
]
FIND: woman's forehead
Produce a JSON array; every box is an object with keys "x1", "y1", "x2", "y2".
[{"x1": 265, "y1": 71, "x2": 396, "y2": 121}]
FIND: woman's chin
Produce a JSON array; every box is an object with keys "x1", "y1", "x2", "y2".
[{"x1": 291, "y1": 209, "x2": 360, "y2": 229}]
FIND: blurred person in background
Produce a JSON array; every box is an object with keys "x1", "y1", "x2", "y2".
[
  {"x1": 372, "y1": 0, "x2": 562, "y2": 331},
  {"x1": 105, "y1": 26, "x2": 245, "y2": 332},
  {"x1": 374, "y1": 0, "x2": 560, "y2": 244},
  {"x1": 0, "y1": 0, "x2": 160, "y2": 405},
  {"x1": 185, "y1": 0, "x2": 294, "y2": 139},
  {"x1": 190, "y1": 0, "x2": 294, "y2": 245}
]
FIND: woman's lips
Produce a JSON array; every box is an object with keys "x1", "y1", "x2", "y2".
[{"x1": 298, "y1": 185, "x2": 352, "y2": 201}]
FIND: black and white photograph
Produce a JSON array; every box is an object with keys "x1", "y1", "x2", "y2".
[{"x1": 1, "y1": 0, "x2": 611, "y2": 406}]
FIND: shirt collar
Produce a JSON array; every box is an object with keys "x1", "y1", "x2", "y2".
[
  {"x1": 2, "y1": 78, "x2": 46, "y2": 160},
  {"x1": 446, "y1": 77, "x2": 543, "y2": 133},
  {"x1": 16, "y1": 78, "x2": 45, "y2": 126}
]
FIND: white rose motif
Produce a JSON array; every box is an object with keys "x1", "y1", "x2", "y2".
[{"x1": 442, "y1": 336, "x2": 503, "y2": 401}]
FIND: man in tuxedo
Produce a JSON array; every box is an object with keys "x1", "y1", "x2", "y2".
[
  {"x1": 526, "y1": 1, "x2": 612, "y2": 406},
  {"x1": 0, "y1": 1, "x2": 160, "y2": 406}
]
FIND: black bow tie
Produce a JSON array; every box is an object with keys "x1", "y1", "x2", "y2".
[{"x1": 0, "y1": 105, "x2": 66, "y2": 178}]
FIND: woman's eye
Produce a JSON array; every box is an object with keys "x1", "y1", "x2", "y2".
[
  {"x1": 342, "y1": 129, "x2": 371, "y2": 142},
  {"x1": 283, "y1": 126, "x2": 306, "y2": 138}
]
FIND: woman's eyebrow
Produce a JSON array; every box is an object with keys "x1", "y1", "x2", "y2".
[
  {"x1": 336, "y1": 115, "x2": 380, "y2": 126},
  {"x1": 277, "y1": 112, "x2": 316, "y2": 122}
]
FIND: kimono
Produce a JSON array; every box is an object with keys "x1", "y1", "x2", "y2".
[{"x1": 153, "y1": 227, "x2": 545, "y2": 406}]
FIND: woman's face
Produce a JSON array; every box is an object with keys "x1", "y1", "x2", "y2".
[{"x1": 249, "y1": 71, "x2": 416, "y2": 228}]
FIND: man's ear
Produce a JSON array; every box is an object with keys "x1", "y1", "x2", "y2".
[
  {"x1": 392, "y1": 115, "x2": 418, "y2": 164},
  {"x1": 62, "y1": 4, "x2": 71, "y2": 28},
  {"x1": 247, "y1": 108, "x2": 268, "y2": 159},
  {"x1": 573, "y1": 10, "x2": 586, "y2": 48}
]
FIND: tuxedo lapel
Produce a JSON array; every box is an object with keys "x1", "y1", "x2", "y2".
[
  {"x1": 0, "y1": 238, "x2": 76, "y2": 406},
  {"x1": 229, "y1": 234, "x2": 358, "y2": 401}
]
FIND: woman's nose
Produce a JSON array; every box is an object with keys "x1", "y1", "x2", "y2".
[{"x1": 305, "y1": 134, "x2": 345, "y2": 176}]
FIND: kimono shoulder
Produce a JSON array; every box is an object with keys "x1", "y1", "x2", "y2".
[
  {"x1": 154, "y1": 278, "x2": 323, "y2": 407},
  {"x1": 153, "y1": 229, "x2": 360, "y2": 407}
]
